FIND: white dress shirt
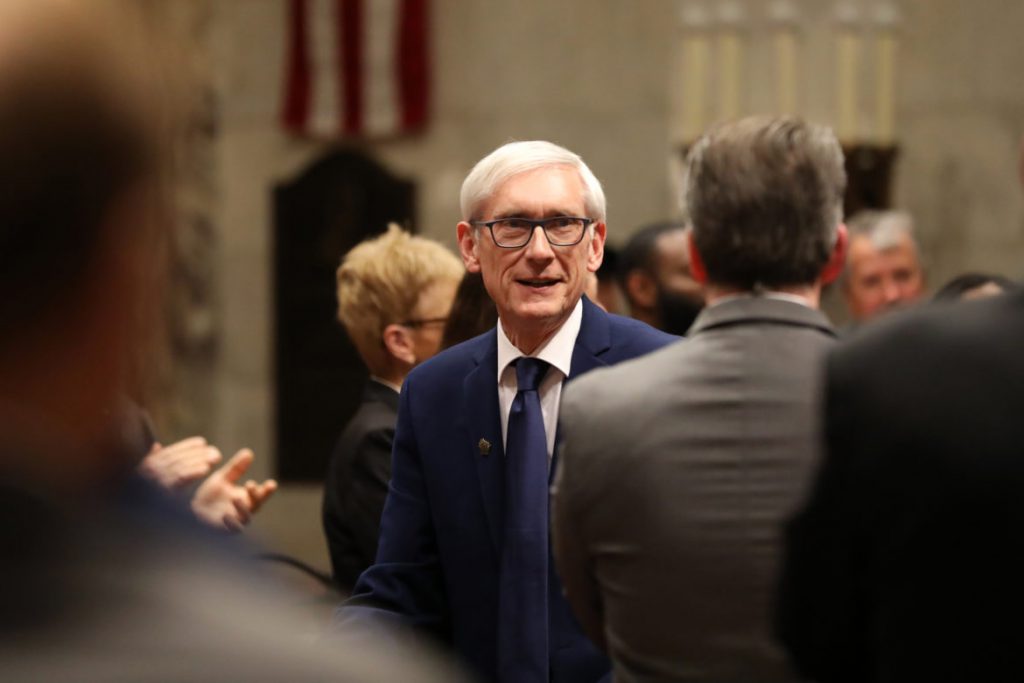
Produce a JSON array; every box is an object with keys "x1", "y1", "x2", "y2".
[{"x1": 496, "y1": 298, "x2": 583, "y2": 459}]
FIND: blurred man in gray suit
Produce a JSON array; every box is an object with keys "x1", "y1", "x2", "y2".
[{"x1": 553, "y1": 116, "x2": 848, "y2": 683}]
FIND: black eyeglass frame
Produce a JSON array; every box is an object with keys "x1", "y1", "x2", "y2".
[
  {"x1": 469, "y1": 216, "x2": 595, "y2": 249},
  {"x1": 398, "y1": 317, "x2": 449, "y2": 329}
]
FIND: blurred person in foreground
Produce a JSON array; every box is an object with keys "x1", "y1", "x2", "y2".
[
  {"x1": 777, "y1": 152, "x2": 1024, "y2": 683},
  {"x1": 618, "y1": 222, "x2": 705, "y2": 335},
  {"x1": 0, "y1": 3, "x2": 463, "y2": 681},
  {"x1": 323, "y1": 225, "x2": 462, "y2": 592},
  {"x1": 841, "y1": 209, "x2": 925, "y2": 323},
  {"x1": 342, "y1": 140, "x2": 675, "y2": 683},
  {"x1": 554, "y1": 116, "x2": 847, "y2": 682}
]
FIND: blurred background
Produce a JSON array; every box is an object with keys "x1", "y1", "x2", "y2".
[{"x1": 147, "y1": 0, "x2": 1024, "y2": 569}]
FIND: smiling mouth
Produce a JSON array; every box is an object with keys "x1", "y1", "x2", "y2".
[{"x1": 517, "y1": 278, "x2": 561, "y2": 288}]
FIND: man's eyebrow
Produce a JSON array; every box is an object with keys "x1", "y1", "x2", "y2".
[{"x1": 489, "y1": 209, "x2": 581, "y2": 220}]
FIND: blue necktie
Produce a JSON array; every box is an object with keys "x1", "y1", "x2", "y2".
[{"x1": 497, "y1": 357, "x2": 551, "y2": 683}]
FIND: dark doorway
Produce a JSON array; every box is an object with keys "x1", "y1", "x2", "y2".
[{"x1": 273, "y1": 148, "x2": 415, "y2": 482}]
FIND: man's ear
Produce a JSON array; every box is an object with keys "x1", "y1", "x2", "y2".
[
  {"x1": 457, "y1": 221, "x2": 482, "y2": 273},
  {"x1": 687, "y1": 230, "x2": 708, "y2": 285},
  {"x1": 625, "y1": 269, "x2": 658, "y2": 309},
  {"x1": 382, "y1": 323, "x2": 416, "y2": 365},
  {"x1": 820, "y1": 223, "x2": 849, "y2": 286},
  {"x1": 586, "y1": 221, "x2": 607, "y2": 273}
]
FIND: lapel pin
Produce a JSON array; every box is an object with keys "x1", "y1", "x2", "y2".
[{"x1": 478, "y1": 438, "x2": 491, "y2": 457}]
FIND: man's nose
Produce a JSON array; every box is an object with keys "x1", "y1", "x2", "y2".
[
  {"x1": 523, "y1": 226, "x2": 555, "y2": 259},
  {"x1": 882, "y1": 278, "x2": 902, "y2": 303}
]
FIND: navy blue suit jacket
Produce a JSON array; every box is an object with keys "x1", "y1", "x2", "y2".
[{"x1": 343, "y1": 298, "x2": 676, "y2": 683}]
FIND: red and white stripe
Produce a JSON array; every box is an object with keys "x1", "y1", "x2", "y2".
[{"x1": 282, "y1": 0, "x2": 429, "y2": 138}]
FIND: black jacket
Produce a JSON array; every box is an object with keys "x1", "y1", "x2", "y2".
[{"x1": 322, "y1": 380, "x2": 399, "y2": 592}]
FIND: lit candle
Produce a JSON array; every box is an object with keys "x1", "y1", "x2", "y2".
[
  {"x1": 679, "y1": 2, "x2": 711, "y2": 141},
  {"x1": 769, "y1": 1, "x2": 799, "y2": 114},
  {"x1": 719, "y1": 31, "x2": 742, "y2": 121},
  {"x1": 835, "y1": 2, "x2": 861, "y2": 142},
  {"x1": 717, "y1": 1, "x2": 745, "y2": 122},
  {"x1": 776, "y1": 30, "x2": 797, "y2": 113},
  {"x1": 874, "y1": 2, "x2": 901, "y2": 145}
]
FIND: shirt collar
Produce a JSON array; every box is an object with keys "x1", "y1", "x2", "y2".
[
  {"x1": 369, "y1": 376, "x2": 402, "y2": 394},
  {"x1": 709, "y1": 290, "x2": 814, "y2": 309},
  {"x1": 496, "y1": 298, "x2": 583, "y2": 382}
]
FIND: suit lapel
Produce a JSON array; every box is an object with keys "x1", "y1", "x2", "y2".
[
  {"x1": 553, "y1": 298, "x2": 612, "y2": 477},
  {"x1": 461, "y1": 331, "x2": 506, "y2": 557}
]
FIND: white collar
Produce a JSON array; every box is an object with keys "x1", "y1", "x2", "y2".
[
  {"x1": 709, "y1": 290, "x2": 814, "y2": 309},
  {"x1": 369, "y1": 376, "x2": 402, "y2": 394},
  {"x1": 496, "y1": 298, "x2": 583, "y2": 382}
]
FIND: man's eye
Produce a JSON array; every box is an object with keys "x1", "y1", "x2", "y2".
[
  {"x1": 547, "y1": 217, "x2": 573, "y2": 229},
  {"x1": 500, "y1": 219, "x2": 532, "y2": 230},
  {"x1": 861, "y1": 276, "x2": 881, "y2": 289}
]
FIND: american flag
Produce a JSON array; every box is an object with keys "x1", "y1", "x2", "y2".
[{"x1": 281, "y1": 0, "x2": 429, "y2": 138}]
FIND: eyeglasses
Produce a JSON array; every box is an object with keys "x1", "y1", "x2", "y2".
[
  {"x1": 399, "y1": 317, "x2": 448, "y2": 329},
  {"x1": 470, "y1": 216, "x2": 594, "y2": 249}
]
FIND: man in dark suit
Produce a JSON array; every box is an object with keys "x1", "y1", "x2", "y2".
[
  {"x1": 777, "y1": 285, "x2": 1024, "y2": 682},
  {"x1": 341, "y1": 141, "x2": 675, "y2": 683},
  {"x1": 554, "y1": 116, "x2": 848, "y2": 682},
  {"x1": 324, "y1": 225, "x2": 462, "y2": 591}
]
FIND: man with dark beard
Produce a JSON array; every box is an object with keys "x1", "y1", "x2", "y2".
[{"x1": 618, "y1": 222, "x2": 705, "y2": 335}]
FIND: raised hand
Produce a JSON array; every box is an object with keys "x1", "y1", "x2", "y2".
[
  {"x1": 137, "y1": 436, "x2": 221, "y2": 491},
  {"x1": 190, "y1": 448, "x2": 278, "y2": 532}
]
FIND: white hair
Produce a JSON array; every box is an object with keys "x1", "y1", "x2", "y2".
[
  {"x1": 459, "y1": 140, "x2": 607, "y2": 222},
  {"x1": 847, "y1": 210, "x2": 917, "y2": 251}
]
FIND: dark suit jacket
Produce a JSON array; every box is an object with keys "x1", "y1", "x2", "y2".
[
  {"x1": 777, "y1": 291, "x2": 1024, "y2": 683},
  {"x1": 342, "y1": 298, "x2": 675, "y2": 683},
  {"x1": 323, "y1": 380, "x2": 400, "y2": 592},
  {"x1": 556, "y1": 297, "x2": 836, "y2": 683}
]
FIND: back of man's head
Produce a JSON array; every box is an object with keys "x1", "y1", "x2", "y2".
[
  {"x1": 0, "y1": 0, "x2": 161, "y2": 340},
  {"x1": 0, "y1": 0, "x2": 167, "y2": 482},
  {"x1": 685, "y1": 116, "x2": 846, "y2": 290}
]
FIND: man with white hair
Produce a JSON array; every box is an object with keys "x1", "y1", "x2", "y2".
[
  {"x1": 842, "y1": 210, "x2": 925, "y2": 322},
  {"x1": 343, "y1": 141, "x2": 675, "y2": 683}
]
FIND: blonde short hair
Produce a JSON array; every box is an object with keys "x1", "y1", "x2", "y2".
[{"x1": 336, "y1": 224, "x2": 463, "y2": 362}]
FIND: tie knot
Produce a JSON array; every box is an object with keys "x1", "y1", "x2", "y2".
[{"x1": 515, "y1": 357, "x2": 549, "y2": 393}]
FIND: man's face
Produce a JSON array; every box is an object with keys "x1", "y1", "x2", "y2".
[
  {"x1": 844, "y1": 234, "x2": 924, "y2": 321},
  {"x1": 457, "y1": 166, "x2": 605, "y2": 345},
  {"x1": 408, "y1": 278, "x2": 458, "y2": 365},
  {"x1": 652, "y1": 229, "x2": 704, "y2": 334}
]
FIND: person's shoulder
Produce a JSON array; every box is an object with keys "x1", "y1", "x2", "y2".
[
  {"x1": 603, "y1": 310, "x2": 680, "y2": 355},
  {"x1": 566, "y1": 334, "x2": 687, "y2": 415},
  {"x1": 406, "y1": 328, "x2": 495, "y2": 385},
  {"x1": 832, "y1": 292, "x2": 1024, "y2": 381}
]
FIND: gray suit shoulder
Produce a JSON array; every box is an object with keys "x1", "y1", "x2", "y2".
[{"x1": 562, "y1": 336, "x2": 686, "y2": 438}]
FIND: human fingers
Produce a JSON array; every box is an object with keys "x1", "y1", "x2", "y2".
[
  {"x1": 217, "y1": 448, "x2": 254, "y2": 484},
  {"x1": 245, "y1": 479, "x2": 277, "y2": 513},
  {"x1": 230, "y1": 492, "x2": 252, "y2": 526},
  {"x1": 221, "y1": 511, "x2": 244, "y2": 533},
  {"x1": 160, "y1": 444, "x2": 221, "y2": 470},
  {"x1": 157, "y1": 436, "x2": 208, "y2": 456}
]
